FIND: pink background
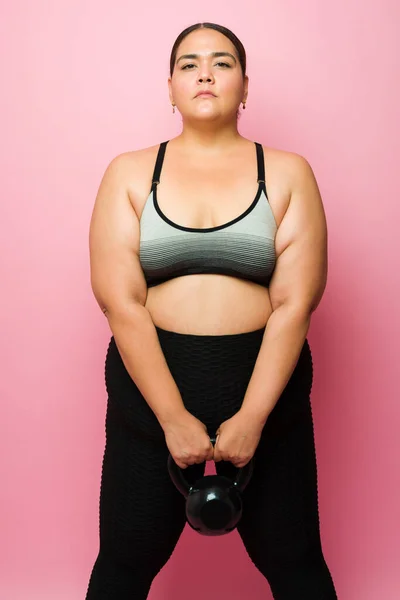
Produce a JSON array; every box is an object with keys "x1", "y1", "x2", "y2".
[{"x1": 1, "y1": 1, "x2": 399, "y2": 598}]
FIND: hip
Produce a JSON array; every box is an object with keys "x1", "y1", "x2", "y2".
[{"x1": 104, "y1": 325, "x2": 313, "y2": 443}]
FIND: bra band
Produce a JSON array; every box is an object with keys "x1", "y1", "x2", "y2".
[{"x1": 151, "y1": 140, "x2": 265, "y2": 188}]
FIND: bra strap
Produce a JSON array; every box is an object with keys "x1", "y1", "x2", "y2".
[
  {"x1": 255, "y1": 142, "x2": 266, "y2": 187},
  {"x1": 151, "y1": 140, "x2": 169, "y2": 187}
]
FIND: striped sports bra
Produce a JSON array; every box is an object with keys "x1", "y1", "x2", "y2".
[{"x1": 139, "y1": 141, "x2": 277, "y2": 288}]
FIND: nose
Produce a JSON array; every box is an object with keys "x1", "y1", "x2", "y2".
[
  {"x1": 198, "y1": 75, "x2": 213, "y2": 83},
  {"x1": 197, "y1": 64, "x2": 215, "y2": 84}
]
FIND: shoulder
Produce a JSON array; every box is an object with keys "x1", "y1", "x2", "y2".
[
  {"x1": 261, "y1": 145, "x2": 322, "y2": 215},
  {"x1": 258, "y1": 145, "x2": 324, "y2": 242},
  {"x1": 261, "y1": 144, "x2": 316, "y2": 189},
  {"x1": 105, "y1": 142, "x2": 162, "y2": 178},
  {"x1": 99, "y1": 142, "x2": 165, "y2": 213}
]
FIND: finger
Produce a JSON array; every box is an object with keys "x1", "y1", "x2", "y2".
[{"x1": 232, "y1": 458, "x2": 248, "y2": 468}]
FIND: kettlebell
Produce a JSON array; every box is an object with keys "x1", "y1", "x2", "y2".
[{"x1": 167, "y1": 436, "x2": 254, "y2": 536}]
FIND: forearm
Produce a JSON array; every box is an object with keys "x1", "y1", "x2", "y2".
[
  {"x1": 240, "y1": 305, "x2": 312, "y2": 425},
  {"x1": 105, "y1": 303, "x2": 186, "y2": 429}
]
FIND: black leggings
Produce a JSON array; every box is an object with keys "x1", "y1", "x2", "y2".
[{"x1": 85, "y1": 326, "x2": 338, "y2": 599}]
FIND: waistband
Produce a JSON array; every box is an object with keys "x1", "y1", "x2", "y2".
[{"x1": 154, "y1": 324, "x2": 266, "y2": 341}]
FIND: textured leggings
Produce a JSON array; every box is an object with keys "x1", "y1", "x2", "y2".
[{"x1": 85, "y1": 326, "x2": 338, "y2": 599}]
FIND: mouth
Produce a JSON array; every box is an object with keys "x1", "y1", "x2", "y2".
[{"x1": 195, "y1": 92, "x2": 216, "y2": 98}]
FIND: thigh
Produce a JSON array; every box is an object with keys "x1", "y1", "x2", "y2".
[
  {"x1": 225, "y1": 339, "x2": 321, "y2": 562},
  {"x1": 237, "y1": 401, "x2": 323, "y2": 565},
  {"x1": 98, "y1": 400, "x2": 206, "y2": 567}
]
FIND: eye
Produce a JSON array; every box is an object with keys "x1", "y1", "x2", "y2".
[{"x1": 181, "y1": 61, "x2": 232, "y2": 70}]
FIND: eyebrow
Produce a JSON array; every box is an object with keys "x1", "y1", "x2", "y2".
[{"x1": 176, "y1": 51, "x2": 237, "y2": 65}]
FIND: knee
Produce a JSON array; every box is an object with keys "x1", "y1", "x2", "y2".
[
  {"x1": 240, "y1": 522, "x2": 324, "y2": 577},
  {"x1": 253, "y1": 545, "x2": 337, "y2": 599}
]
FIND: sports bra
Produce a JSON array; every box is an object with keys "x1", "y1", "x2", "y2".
[{"x1": 139, "y1": 140, "x2": 277, "y2": 289}]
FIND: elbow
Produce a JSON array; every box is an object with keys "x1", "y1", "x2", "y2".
[
  {"x1": 102, "y1": 301, "x2": 152, "y2": 336},
  {"x1": 92, "y1": 282, "x2": 147, "y2": 322},
  {"x1": 102, "y1": 300, "x2": 147, "y2": 323},
  {"x1": 102, "y1": 301, "x2": 152, "y2": 340},
  {"x1": 94, "y1": 284, "x2": 146, "y2": 321},
  {"x1": 273, "y1": 301, "x2": 313, "y2": 324}
]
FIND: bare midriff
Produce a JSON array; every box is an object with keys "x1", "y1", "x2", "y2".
[{"x1": 144, "y1": 274, "x2": 274, "y2": 335}]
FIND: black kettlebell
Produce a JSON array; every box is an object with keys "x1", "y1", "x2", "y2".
[{"x1": 167, "y1": 436, "x2": 254, "y2": 536}]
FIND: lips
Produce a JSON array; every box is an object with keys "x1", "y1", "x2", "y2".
[{"x1": 195, "y1": 91, "x2": 216, "y2": 98}]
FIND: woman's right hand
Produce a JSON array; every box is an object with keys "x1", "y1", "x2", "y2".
[{"x1": 163, "y1": 410, "x2": 214, "y2": 469}]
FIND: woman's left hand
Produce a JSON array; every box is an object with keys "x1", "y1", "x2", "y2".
[{"x1": 213, "y1": 410, "x2": 265, "y2": 468}]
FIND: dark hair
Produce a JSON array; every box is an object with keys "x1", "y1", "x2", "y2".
[{"x1": 169, "y1": 22, "x2": 247, "y2": 79}]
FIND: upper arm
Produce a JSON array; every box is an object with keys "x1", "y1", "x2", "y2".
[
  {"x1": 268, "y1": 154, "x2": 328, "y2": 314},
  {"x1": 89, "y1": 153, "x2": 147, "y2": 315}
]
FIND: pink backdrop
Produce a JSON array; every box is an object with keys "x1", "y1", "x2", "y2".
[{"x1": 1, "y1": 1, "x2": 399, "y2": 598}]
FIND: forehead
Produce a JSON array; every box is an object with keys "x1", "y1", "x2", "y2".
[{"x1": 177, "y1": 28, "x2": 237, "y2": 56}]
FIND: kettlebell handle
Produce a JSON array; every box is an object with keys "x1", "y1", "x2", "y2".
[{"x1": 167, "y1": 436, "x2": 254, "y2": 498}]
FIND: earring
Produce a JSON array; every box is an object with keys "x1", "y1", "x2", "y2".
[
  {"x1": 242, "y1": 102, "x2": 246, "y2": 110},
  {"x1": 172, "y1": 104, "x2": 176, "y2": 114}
]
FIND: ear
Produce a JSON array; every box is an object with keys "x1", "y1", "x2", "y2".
[
  {"x1": 167, "y1": 77, "x2": 174, "y2": 105},
  {"x1": 243, "y1": 75, "x2": 249, "y2": 103}
]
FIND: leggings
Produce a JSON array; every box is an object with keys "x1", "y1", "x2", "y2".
[{"x1": 85, "y1": 326, "x2": 338, "y2": 599}]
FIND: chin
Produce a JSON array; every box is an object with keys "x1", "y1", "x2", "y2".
[{"x1": 188, "y1": 110, "x2": 221, "y2": 121}]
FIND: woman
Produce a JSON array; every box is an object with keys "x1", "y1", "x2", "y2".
[{"x1": 85, "y1": 22, "x2": 338, "y2": 600}]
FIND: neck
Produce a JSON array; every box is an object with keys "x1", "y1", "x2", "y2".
[{"x1": 176, "y1": 118, "x2": 243, "y2": 153}]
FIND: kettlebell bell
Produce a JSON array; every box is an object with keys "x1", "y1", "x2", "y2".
[{"x1": 167, "y1": 436, "x2": 254, "y2": 536}]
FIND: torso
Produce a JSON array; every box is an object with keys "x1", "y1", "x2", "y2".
[{"x1": 126, "y1": 136, "x2": 293, "y2": 335}]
